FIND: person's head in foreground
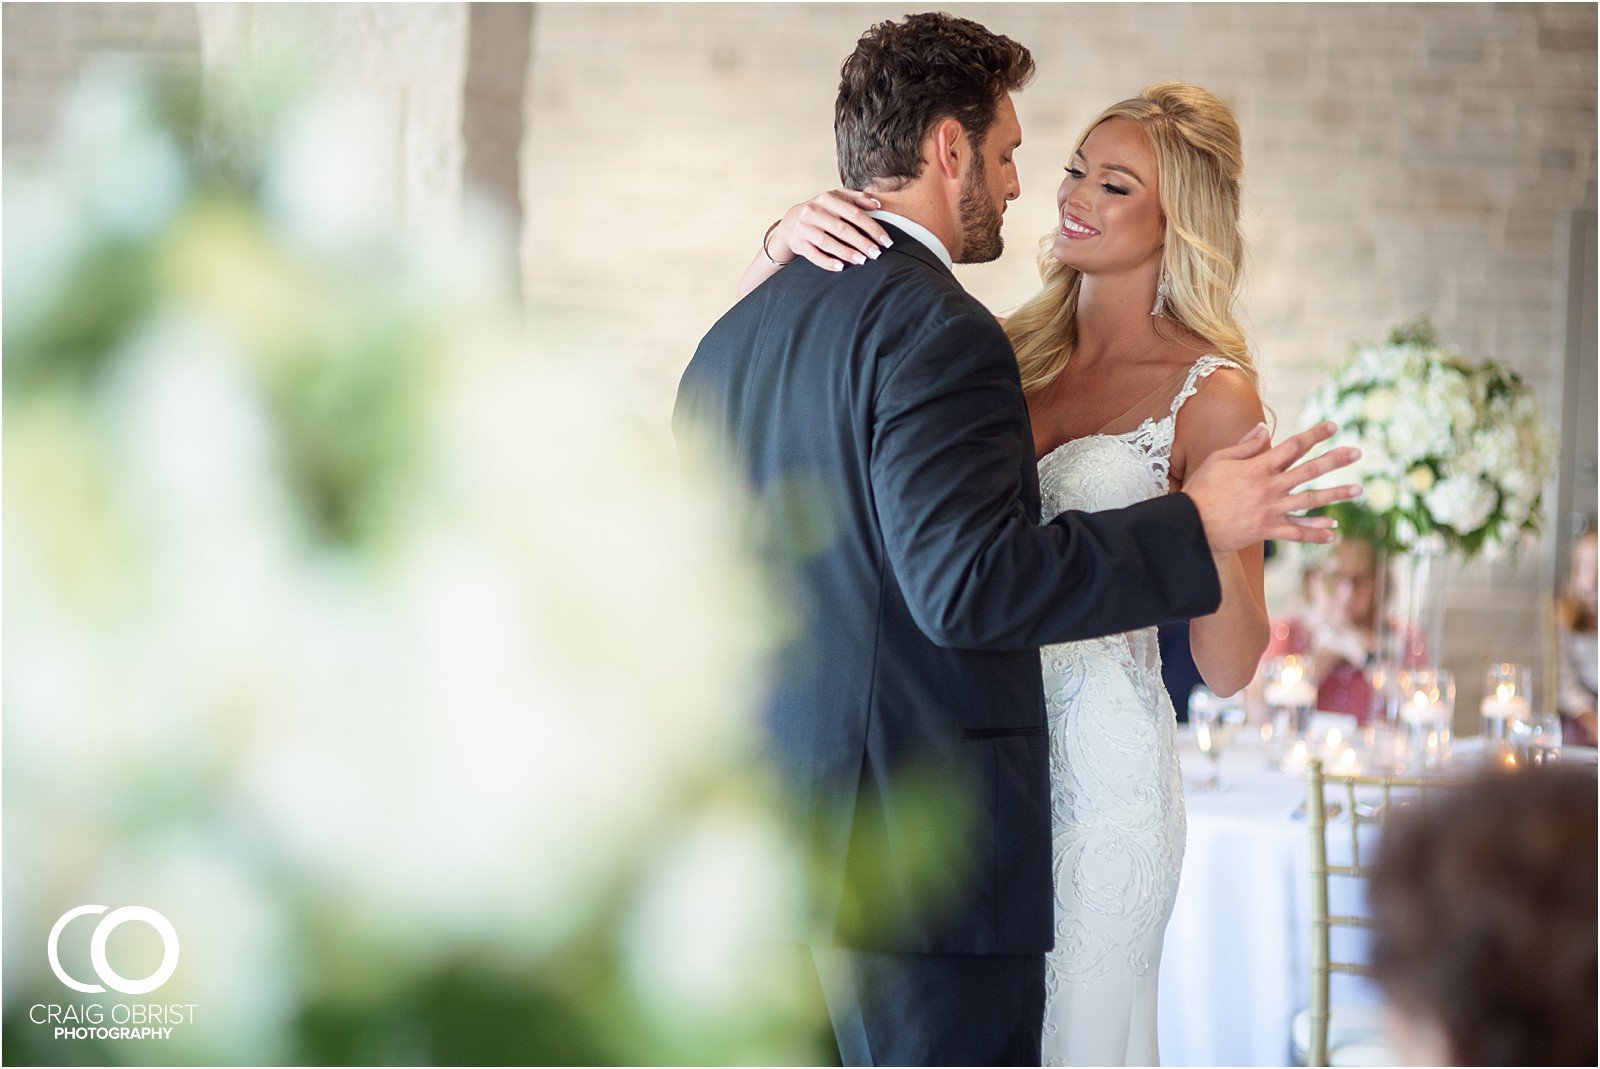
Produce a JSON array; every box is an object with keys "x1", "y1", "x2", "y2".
[{"x1": 1368, "y1": 765, "x2": 1597, "y2": 1065}]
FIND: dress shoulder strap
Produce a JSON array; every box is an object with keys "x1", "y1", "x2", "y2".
[{"x1": 1167, "y1": 355, "x2": 1242, "y2": 420}]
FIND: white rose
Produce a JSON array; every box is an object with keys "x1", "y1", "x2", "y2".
[
  {"x1": 1366, "y1": 477, "x2": 1398, "y2": 512},
  {"x1": 1362, "y1": 387, "x2": 1399, "y2": 422}
]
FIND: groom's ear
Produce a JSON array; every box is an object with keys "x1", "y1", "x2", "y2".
[{"x1": 929, "y1": 117, "x2": 966, "y2": 181}]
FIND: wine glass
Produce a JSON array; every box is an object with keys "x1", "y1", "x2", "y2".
[{"x1": 1190, "y1": 685, "x2": 1246, "y2": 790}]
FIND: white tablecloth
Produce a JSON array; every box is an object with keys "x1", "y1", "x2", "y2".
[{"x1": 1155, "y1": 724, "x2": 1383, "y2": 1067}]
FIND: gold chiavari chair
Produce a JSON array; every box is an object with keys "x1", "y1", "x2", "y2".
[{"x1": 1298, "y1": 758, "x2": 1464, "y2": 1066}]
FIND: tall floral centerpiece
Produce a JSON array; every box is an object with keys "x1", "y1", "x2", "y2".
[{"x1": 1300, "y1": 319, "x2": 1557, "y2": 718}]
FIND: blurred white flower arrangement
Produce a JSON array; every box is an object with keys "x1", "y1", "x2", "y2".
[
  {"x1": 1300, "y1": 319, "x2": 1557, "y2": 557},
  {"x1": 4, "y1": 58, "x2": 827, "y2": 1066}
]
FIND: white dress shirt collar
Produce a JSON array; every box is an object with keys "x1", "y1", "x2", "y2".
[{"x1": 867, "y1": 209, "x2": 953, "y2": 270}]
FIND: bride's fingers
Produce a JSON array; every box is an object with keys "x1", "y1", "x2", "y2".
[
  {"x1": 806, "y1": 195, "x2": 890, "y2": 259},
  {"x1": 797, "y1": 226, "x2": 872, "y2": 270}
]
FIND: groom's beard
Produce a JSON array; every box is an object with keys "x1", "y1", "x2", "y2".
[{"x1": 956, "y1": 154, "x2": 1004, "y2": 264}]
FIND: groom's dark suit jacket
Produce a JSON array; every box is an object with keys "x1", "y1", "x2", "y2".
[{"x1": 674, "y1": 223, "x2": 1220, "y2": 955}]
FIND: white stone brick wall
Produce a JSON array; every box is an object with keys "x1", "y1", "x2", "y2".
[
  {"x1": 2, "y1": 2, "x2": 201, "y2": 161},
  {"x1": 522, "y1": 3, "x2": 1596, "y2": 718},
  {"x1": 194, "y1": 2, "x2": 467, "y2": 232}
]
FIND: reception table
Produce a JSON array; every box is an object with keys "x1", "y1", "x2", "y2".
[
  {"x1": 1154, "y1": 724, "x2": 1593, "y2": 1066},
  {"x1": 1156, "y1": 724, "x2": 1363, "y2": 1066}
]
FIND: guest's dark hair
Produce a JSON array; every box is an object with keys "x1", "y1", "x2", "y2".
[
  {"x1": 1368, "y1": 767, "x2": 1598, "y2": 1066},
  {"x1": 834, "y1": 13, "x2": 1034, "y2": 191}
]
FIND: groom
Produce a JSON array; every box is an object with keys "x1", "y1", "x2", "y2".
[{"x1": 675, "y1": 13, "x2": 1357, "y2": 1066}]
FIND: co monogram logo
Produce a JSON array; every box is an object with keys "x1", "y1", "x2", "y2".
[{"x1": 48, "y1": 906, "x2": 180, "y2": 995}]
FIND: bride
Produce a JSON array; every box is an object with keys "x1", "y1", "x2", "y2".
[{"x1": 739, "y1": 83, "x2": 1268, "y2": 1066}]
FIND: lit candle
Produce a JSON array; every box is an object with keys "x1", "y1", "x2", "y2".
[
  {"x1": 1265, "y1": 661, "x2": 1318, "y2": 708},
  {"x1": 1401, "y1": 687, "x2": 1449, "y2": 726},
  {"x1": 1319, "y1": 728, "x2": 1346, "y2": 762},
  {"x1": 1479, "y1": 683, "x2": 1531, "y2": 724}
]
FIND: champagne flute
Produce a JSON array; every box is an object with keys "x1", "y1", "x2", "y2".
[{"x1": 1190, "y1": 686, "x2": 1246, "y2": 790}]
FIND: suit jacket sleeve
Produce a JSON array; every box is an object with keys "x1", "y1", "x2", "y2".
[{"x1": 870, "y1": 311, "x2": 1222, "y2": 651}]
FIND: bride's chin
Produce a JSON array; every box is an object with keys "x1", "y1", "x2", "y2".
[{"x1": 1048, "y1": 244, "x2": 1086, "y2": 271}]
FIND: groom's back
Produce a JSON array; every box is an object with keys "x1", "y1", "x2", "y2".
[{"x1": 674, "y1": 236, "x2": 1055, "y2": 954}]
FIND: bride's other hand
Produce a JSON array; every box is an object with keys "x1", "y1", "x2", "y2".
[{"x1": 773, "y1": 189, "x2": 893, "y2": 271}]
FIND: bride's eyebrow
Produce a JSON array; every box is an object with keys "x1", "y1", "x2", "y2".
[{"x1": 1073, "y1": 148, "x2": 1146, "y2": 186}]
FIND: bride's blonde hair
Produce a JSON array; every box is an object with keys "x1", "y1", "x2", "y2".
[{"x1": 1005, "y1": 82, "x2": 1258, "y2": 398}]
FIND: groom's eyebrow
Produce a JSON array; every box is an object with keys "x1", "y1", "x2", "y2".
[{"x1": 1073, "y1": 149, "x2": 1145, "y2": 185}]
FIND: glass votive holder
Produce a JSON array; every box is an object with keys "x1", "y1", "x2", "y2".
[
  {"x1": 1360, "y1": 718, "x2": 1402, "y2": 776},
  {"x1": 1263, "y1": 654, "x2": 1318, "y2": 770},
  {"x1": 1480, "y1": 662, "x2": 1533, "y2": 744},
  {"x1": 1398, "y1": 668, "x2": 1455, "y2": 773},
  {"x1": 1508, "y1": 711, "x2": 1563, "y2": 769}
]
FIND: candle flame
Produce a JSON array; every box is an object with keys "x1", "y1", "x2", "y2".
[{"x1": 1497, "y1": 682, "x2": 1514, "y2": 703}]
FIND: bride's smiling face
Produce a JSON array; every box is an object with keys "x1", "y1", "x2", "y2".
[{"x1": 1050, "y1": 116, "x2": 1165, "y2": 277}]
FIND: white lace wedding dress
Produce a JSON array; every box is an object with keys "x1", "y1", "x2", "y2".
[{"x1": 1037, "y1": 355, "x2": 1236, "y2": 1066}]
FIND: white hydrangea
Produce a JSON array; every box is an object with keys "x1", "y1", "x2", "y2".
[{"x1": 1425, "y1": 474, "x2": 1497, "y2": 533}]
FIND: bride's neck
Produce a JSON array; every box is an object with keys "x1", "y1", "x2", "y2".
[{"x1": 1072, "y1": 271, "x2": 1165, "y2": 363}]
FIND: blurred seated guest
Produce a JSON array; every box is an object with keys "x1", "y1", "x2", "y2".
[
  {"x1": 1254, "y1": 537, "x2": 1379, "y2": 721},
  {"x1": 1368, "y1": 765, "x2": 1597, "y2": 1066},
  {"x1": 1557, "y1": 525, "x2": 1598, "y2": 746}
]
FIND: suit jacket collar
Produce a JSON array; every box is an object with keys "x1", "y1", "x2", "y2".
[{"x1": 876, "y1": 221, "x2": 957, "y2": 281}]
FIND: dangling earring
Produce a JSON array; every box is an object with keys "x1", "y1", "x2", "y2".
[{"x1": 1151, "y1": 270, "x2": 1169, "y2": 317}]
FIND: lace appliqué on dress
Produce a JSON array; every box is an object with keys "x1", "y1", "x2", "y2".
[{"x1": 1037, "y1": 355, "x2": 1235, "y2": 1066}]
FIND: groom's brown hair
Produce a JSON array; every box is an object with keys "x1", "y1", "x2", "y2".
[{"x1": 835, "y1": 13, "x2": 1034, "y2": 191}]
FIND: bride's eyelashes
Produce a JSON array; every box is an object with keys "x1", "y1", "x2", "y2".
[{"x1": 1063, "y1": 165, "x2": 1130, "y2": 196}]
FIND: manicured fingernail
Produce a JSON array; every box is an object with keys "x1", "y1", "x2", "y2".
[
  {"x1": 831, "y1": 262, "x2": 844, "y2": 272},
  {"x1": 880, "y1": 236, "x2": 893, "y2": 247},
  {"x1": 870, "y1": 198, "x2": 882, "y2": 208},
  {"x1": 868, "y1": 247, "x2": 880, "y2": 259},
  {"x1": 852, "y1": 253, "x2": 866, "y2": 265}
]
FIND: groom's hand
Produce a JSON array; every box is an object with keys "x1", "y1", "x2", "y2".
[{"x1": 1184, "y1": 421, "x2": 1362, "y2": 554}]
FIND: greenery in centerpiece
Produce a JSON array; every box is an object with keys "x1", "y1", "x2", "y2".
[{"x1": 1300, "y1": 318, "x2": 1557, "y2": 558}]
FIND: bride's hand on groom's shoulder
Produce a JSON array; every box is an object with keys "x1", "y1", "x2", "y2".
[
  {"x1": 1184, "y1": 421, "x2": 1363, "y2": 555},
  {"x1": 774, "y1": 190, "x2": 894, "y2": 272}
]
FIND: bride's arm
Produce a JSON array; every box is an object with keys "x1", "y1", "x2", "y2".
[
  {"x1": 736, "y1": 189, "x2": 894, "y2": 299},
  {"x1": 1171, "y1": 370, "x2": 1272, "y2": 696}
]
